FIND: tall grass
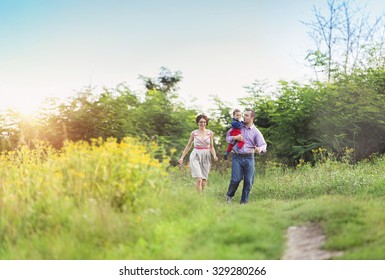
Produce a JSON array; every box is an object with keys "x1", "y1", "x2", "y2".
[
  {"x1": 1, "y1": 140, "x2": 385, "y2": 259},
  {"x1": 0, "y1": 138, "x2": 167, "y2": 259}
]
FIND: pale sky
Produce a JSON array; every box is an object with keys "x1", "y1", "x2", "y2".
[{"x1": 1, "y1": 0, "x2": 384, "y2": 115}]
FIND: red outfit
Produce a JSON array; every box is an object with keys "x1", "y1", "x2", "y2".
[{"x1": 226, "y1": 128, "x2": 245, "y2": 152}]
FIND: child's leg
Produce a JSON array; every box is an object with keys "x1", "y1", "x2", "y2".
[
  {"x1": 233, "y1": 145, "x2": 239, "y2": 153},
  {"x1": 237, "y1": 141, "x2": 245, "y2": 149},
  {"x1": 224, "y1": 144, "x2": 234, "y2": 160},
  {"x1": 227, "y1": 143, "x2": 234, "y2": 153}
]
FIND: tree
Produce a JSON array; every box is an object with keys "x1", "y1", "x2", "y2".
[
  {"x1": 304, "y1": 0, "x2": 385, "y2": 81},
  {"x1": 139, "y1": 67, "x2": 182, "y2": 96},
  {"x1": 312, "y1": 68, "x2": 385, "y2": 160},
  {"x1": 135, "y1": 68, "x2": 197, "y2": 163},
  {"x1": 34, "y1": 67, "x2": 197, "y2": 164},
  {"x1": 37, "y1": 85, "x2": 139, "y2": 148},
  {"x1": 0, "y1": 110, "x2": 21, "y2": 151},
  {"x1": 208, "y1": 96, "x2": 233, "y2": 153},
  {"x1": 259, "y1": 82, "x2": 322, "y2": 165}
]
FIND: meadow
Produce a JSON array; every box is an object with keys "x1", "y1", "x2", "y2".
[{"x1": 1, "y1": 138, "x2": 385, "y2": 259}]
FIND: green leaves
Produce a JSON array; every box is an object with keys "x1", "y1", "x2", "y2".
[{"x1": 239, "y1": 68, "x2": 385, "y2": 165}]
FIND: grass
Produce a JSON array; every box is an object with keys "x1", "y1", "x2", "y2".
[{"x1": 1, "y1": 140, "x2": 385, "y2": 259}]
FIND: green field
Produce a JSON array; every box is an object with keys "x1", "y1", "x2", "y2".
[{"x1": 1, "y1": 139, "x2": 385, "y2": 259}]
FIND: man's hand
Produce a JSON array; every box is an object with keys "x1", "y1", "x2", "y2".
[
  {"x1": 255, "y1": 147, "x2": 262, "y2": 154},
  {"x1": 234, "y1": 135, "x2": 243, "y2": 141}
]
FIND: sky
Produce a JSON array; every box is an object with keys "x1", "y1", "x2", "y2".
[{"x1": 1, "y1": 0, "x2": 385, "y2": 115}]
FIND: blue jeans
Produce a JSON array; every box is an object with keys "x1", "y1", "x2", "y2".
[{"x1": 226, "y1": 154, "x2": 255, "y2": 203}]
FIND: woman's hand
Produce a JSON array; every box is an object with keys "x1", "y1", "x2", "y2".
[
  {"x1": 178, "y1": 158, "x2": 184, "y2": 165},
  {"x1": 213, "y1": 156, "x2": 218, "y2": 161}
]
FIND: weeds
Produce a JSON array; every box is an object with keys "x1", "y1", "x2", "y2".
[{"x1": 1, "y1": 142, "x2": 385, "y2": 259}]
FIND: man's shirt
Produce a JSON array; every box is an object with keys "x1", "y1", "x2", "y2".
[{"x1": 226, "y1": 124, "x2": 267, "y2": 154}]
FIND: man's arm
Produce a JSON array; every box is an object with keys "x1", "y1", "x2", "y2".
[
  {"x1": 226, "y1": 128, "x2": 243, "y2": 144},
  {"x1": 254, "y1": 129, "x2": 267, "y2": 153}
]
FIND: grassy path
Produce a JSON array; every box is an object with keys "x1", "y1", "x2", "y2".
[{"x1": 167, "y1": 161, "x2": 385, "y2": 260}]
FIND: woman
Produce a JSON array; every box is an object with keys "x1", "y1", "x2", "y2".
[{"x1": 178, "y1": 114, "x2": 218, "y2": 192}]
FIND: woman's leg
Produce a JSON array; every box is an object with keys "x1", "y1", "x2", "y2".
[
  {"x1": 202, "y1": 179, "x2": 207, "y2": 191},
  {"x1": 196, "y1": 178, "x2": 203, "y2": 192}
]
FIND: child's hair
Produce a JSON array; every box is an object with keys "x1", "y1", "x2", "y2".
[{"x1": 232, "y1": 109, "x2": 241, "y2": 116}]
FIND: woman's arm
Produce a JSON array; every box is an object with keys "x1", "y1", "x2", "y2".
[
  {"x1": 210, "y1": 131, "x2": 218, "y2": 161},
  {"x1": 178, "y1": 132, "x2": 194, "y2": 164}
]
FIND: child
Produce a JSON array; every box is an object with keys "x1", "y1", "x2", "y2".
[{"x1": 224, "y1": 109, "x2": 245, "y2": 160}]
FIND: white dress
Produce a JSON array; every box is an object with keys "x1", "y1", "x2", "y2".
[{"x1": 189, "y1": 129, "x2": 212, "y2": 179}]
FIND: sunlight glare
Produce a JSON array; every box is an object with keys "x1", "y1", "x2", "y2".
[{"x1": 1, "y1": 97, "x2": 41, "y2": 116}]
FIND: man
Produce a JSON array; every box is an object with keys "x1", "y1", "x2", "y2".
[{"x1": 225, "y1": 109, "x2": 267, "y2": 204}]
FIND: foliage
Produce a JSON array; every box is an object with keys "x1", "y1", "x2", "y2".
[
  {"x1": 0, "y1": 137, "x2": 169, "y2": 259},
  {"x1": 133, "y1": 87, "x2": 197, "y2": 163},
  {"x1": 238, "y1": 68, "x2": 385, "y2": 165},
  {"x1": 3, "y1": 0, "x2": 385, "y2": 260},
  {"x1": 0, "y1": 111, "x2": 20, "y2": 151},
  {"x1": 36, "y1": 86, "x2": 139, "y2": 148},
  {"x1": 1, "y1": 68, "x2": 198, "y2": 166},
  {"x1": 139, "y1": 66, "x2": 182, "y2": 94},
  {"x1": 207, "y1": 96, "x2": 233, "y2": 155},
  {"x1": 239, "y1": 81, "x2": 323, "y2": 165},
  {"x1": 313, "y1": 69, "x2": 385, "y2": 160},
  {"x1": 3, "y1": 65, "x2": 385, "y2": 166},
  {"x1": 2, "y1": 141, "x2": 385, "y2": 259}
]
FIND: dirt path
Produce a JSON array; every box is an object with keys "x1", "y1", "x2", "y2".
[{"x1": 282, "y1": 223, "x2": 343, "y2": 260}]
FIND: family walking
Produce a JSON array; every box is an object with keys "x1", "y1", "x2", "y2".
[{"x1": 178, "y1": 109, "x2": 267, "y2": 204}]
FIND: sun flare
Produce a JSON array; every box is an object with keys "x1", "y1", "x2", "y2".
[{"x1": 2, "y1": 97, "x2": 42, "y2": 116}]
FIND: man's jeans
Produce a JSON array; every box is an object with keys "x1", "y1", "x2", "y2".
[{"x1": 226, "y1": 154, "x2": 255, "y2": 203}]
